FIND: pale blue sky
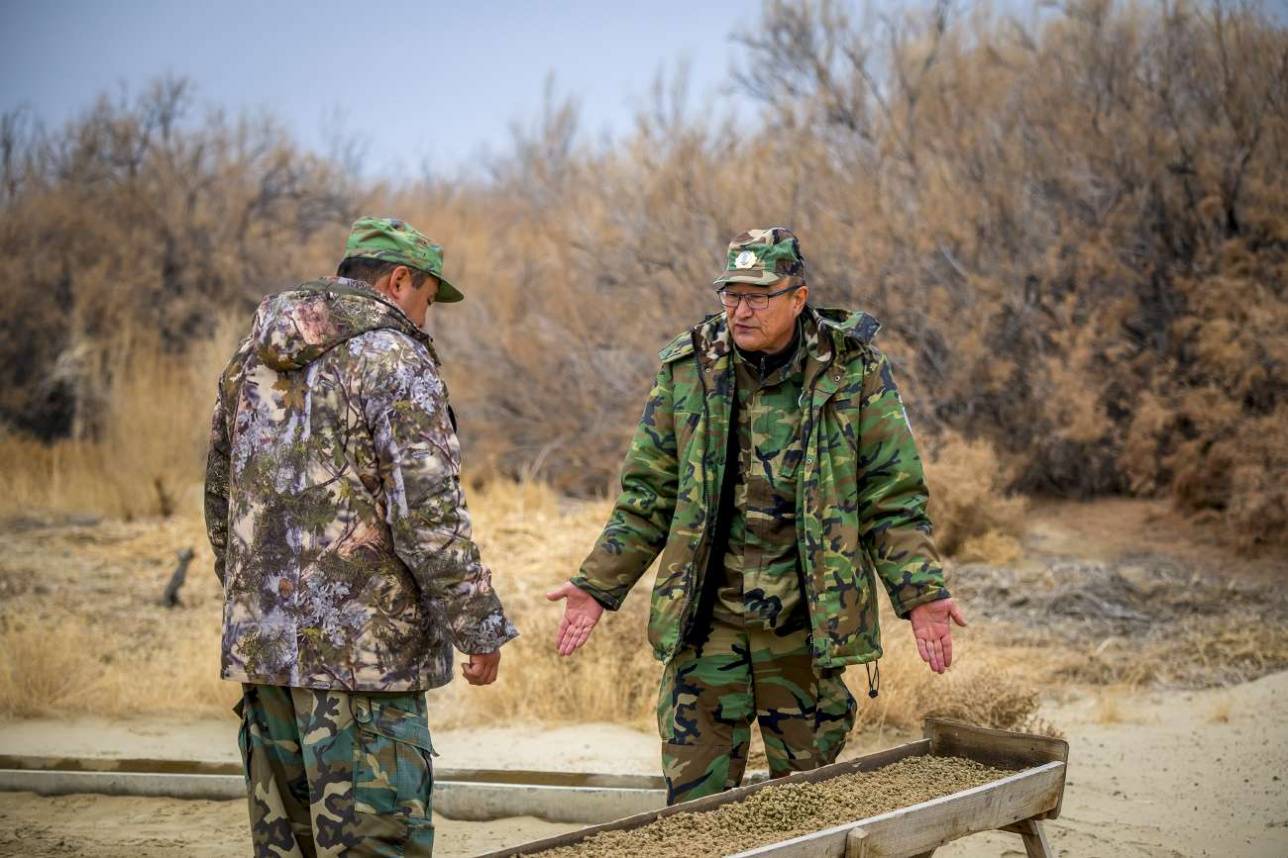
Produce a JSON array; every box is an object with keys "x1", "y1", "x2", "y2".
[
  {"x1": 9, "y1": 1, "x2": 1279, "y2": 178},
  {"x1": 1, "y1": 0, "x2": 763, "y2": 177}
]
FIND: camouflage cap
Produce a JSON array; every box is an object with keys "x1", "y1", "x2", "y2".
[
  {"x1": 712, "y1": 227, "x2": 807, "y2": 287},
  {"x1": 342, "y1": 216, "x2": 463, "y2": 303}
]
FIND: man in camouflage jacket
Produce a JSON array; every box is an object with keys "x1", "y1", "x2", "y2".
[
  {"x1": 205, "y1": 217, "x2": 517, "y2": 856},
  {"x1": 549, "y1": 228, "x2": 966, "y2": 804}
]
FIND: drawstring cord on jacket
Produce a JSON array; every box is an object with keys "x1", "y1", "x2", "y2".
[{"x1": 865, "y1": 660, "x2": 880, "y2": 699}]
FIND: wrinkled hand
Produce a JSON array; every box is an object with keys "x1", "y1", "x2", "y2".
[
  {"x1": 545, "y1": 581, "x2": 605, "y2": 656},
  {"x1": 909, "y1": 598, "x2": 967, "y2": 674},
  {"x1": 461, "y1": 650, "x2": 500, "y2": 686}
]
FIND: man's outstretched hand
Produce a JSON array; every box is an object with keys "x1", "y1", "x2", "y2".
[
  {"x1": 461, "y1": 651, "x2": 500, "y2": 686},
  {"x1": 909, "y1": 597, "x2": 967, "y2": 674},
  {"x1": 545, "y1": 581, "x2": 605, "y2": 656}
]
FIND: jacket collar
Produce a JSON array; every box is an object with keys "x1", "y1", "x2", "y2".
[{"x1": 689, "y1": 306, "x2": 880, "y2": 377}]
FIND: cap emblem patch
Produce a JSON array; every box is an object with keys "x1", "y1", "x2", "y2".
[{"x1": 734, "y1": 250, "x2": 757, "y2": 269}]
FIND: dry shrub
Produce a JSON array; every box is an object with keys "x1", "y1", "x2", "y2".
[
  {"x1": 1169, "y1": 409, "x2": 1288, "y2": 550},
  {"x1": 924, "y1": 432, "x2": 1026, "y2": 561},
  {"x1": 918, "y1": 666, "x2": 1059, "y2": 738},
  {"x1": 954, "y1": 531, "x2": 1022, "y2": 566},
  {"x1": 1052, "y1": 645, "x2": 1159, "y2": 688},
  {"x1": 861, "y1": 652, "x2": 1059, "y2": 740},
  {"x1": 0, "y1": 78, "x2": 353, "y2": 442}
]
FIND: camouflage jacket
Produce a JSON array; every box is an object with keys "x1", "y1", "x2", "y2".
[
  {"x1": 204, "y1": 277, "x2": 517, "y2": 692},
  {"x1": 572, "y1": 307, "x2": 948, "y2": 668}
]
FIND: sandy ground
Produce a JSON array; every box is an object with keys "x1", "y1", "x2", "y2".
[
  {"x1": 939, "y1": 670, "x2": 1288, "y2": 858},
  {"x1": 3, "y1": 671, "x2": 1286, "y2": 857}
]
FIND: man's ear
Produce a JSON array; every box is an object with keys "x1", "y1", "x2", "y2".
[
  {"x1": 794, "y1": 282, "x2": 810, "y2": 313},
  {"x1": 388, "y1": 265, "x2": 415, "y2": 296}
]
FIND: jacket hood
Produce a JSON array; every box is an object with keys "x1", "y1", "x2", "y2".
[{"x1": 251, "y1": 277, "x2": 432, "y2": 371}]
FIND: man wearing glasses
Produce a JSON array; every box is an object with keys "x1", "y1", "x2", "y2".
[{"x1": 548, "y1": 227, "x2": 964, "y2": 803}]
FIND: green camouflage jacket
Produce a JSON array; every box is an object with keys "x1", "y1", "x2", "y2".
[
  {"x1": 573, "y1": 307, "x2": 948, "y2": 668},
  {"x1": 204, "y1": 277, "x2": 516, "y2": 692}
]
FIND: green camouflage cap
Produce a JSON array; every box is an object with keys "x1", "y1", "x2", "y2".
[
  {"x1": 712, "y1": 227, "x2": 807, "y2": 287},
  {"x1": 342, "y1": 216, "x2": 464, "y2": 303}
]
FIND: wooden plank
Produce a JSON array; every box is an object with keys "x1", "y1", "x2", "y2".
[
  {"x1": 1001, "y1": 818, "x2": 1055, "y2": 858},
  {"x1": 0, "y1": 768, "x2": 661, "y2": 823},
  {"x1": 0, "y1": 769, "x2": 245, "y2": 801},
  {"x1": 0, "y1": 755, "x2": 666, "y2": 790},
  {"x1": 433, "y1": 780, "x2": 665, "y2": 824},
  {"x1": 923, "y1": 719, "x2": 1069, "y2": 819},
  {"x1": 844, "y1": 828, "x2": 869, "y2": 858},
  {"x1": 0, "y1": 754, "x2": 242, "y2": 776},
  {"x1": 473, "y1": 739, "x2": 932, "y2": 858},
  {"x1": 729, "y1": 761, "x2": 1065, "y2": 858}
]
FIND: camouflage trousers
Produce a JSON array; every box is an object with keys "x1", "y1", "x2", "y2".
[
  {"x1": 657, "y1": 618, "x2": 857, "y2": 804},
  {"x1": 233, "y1": 684, "x2": 436, "y2": 857}
]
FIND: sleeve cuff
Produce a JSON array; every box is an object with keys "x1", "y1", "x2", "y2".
[
  {"x1": 455, "y1": 612, "x2": 519, "y2": 654},
  {"x1": 889, "y1": 586, "x2": 951, "y2": 620},
  {"x1": 569, "y1": 575, "x2": 625, "y2": 611}
]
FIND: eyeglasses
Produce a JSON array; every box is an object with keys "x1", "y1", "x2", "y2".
[{"x1": 715, "y1": 283, "x2": 800, "y2": 311}]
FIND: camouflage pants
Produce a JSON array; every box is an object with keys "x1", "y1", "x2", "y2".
[
  {"x1": 234, "y1": 684, "x2": 436, "y2": 857},
  {"x1": 657, "y1": 619, "x2": 857, "y2": 804}
]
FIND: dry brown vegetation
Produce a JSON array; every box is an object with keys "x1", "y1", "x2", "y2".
[
  {"x1": 3, "y1": 2, "x2": 1285, "y2": 552},
  {"x1": 0, "y1": 486, "x2": 1040, "y2": 737}
]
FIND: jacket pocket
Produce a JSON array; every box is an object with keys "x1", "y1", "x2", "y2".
[{"x1": 351, "y1": 694, "x2": 435, "y2": 831}]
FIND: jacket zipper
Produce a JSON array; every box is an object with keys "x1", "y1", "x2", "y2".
[
  {"x1": 800, "y1": 347, "x2": 838, "y2": 661},
  {"x1": 679, "y1": 334, "x2": 717, "y2": 645}
]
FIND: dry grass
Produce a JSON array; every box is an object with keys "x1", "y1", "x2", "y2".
[
  {"x1": 0, "y1": 622, "x2": 100, "y2": 718},
  {"x1": 0, "y1": 616, "x2": 234, "y2": 720},
  {"x1": 1046, "y1": 623, "x2": 1288, "y2": 690},
  {"x1": 0, "y1": 478, "x2": 1052, "y2": 741}
]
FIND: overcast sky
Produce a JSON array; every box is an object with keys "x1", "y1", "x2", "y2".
[
  {"x1": 1, "y1": 0, "x2": 762, "y2": 177},
  {"x1": 9, "y1": 1, "x2": 1281, "y2": 178}
]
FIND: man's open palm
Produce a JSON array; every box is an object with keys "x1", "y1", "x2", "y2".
[
  {"x1": 909, "y1": 598, "x2": 967, "y2": 674},
  {"x1": 545, "y1": 581, "x2": 605, "y2": 656}
]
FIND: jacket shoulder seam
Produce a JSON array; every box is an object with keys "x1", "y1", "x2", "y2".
[{"x1": 658, "y1": 331, "x2": 695, "y2": 363}]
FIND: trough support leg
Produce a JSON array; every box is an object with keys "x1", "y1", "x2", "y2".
[
  {"x1": 1001, "y1": 817, "x2": 1054, "y2": 858},
  {"x1": 844, "y1": 827, "x2": 869, "y2": 858}
]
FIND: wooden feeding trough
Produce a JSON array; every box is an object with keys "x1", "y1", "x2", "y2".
[{"x1": 479, "y1": 718, "x2": 1070, "y2": 858}]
